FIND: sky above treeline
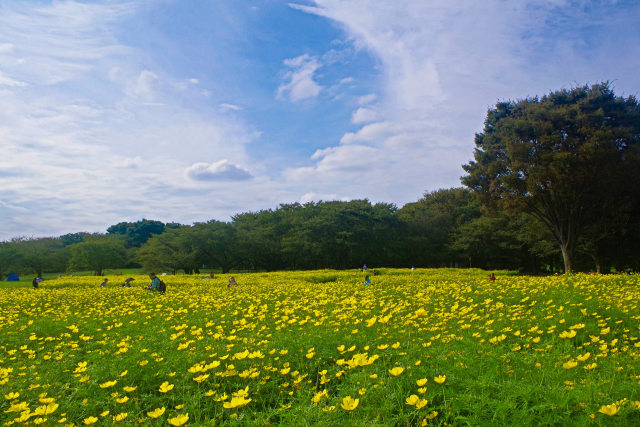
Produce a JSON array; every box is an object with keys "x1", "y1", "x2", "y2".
[{"x1": 1, "y1": 0, "x2": 639, "y2": 240}]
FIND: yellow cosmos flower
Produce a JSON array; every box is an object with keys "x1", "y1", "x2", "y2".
[
  {"x1": 416, "y1": 378, "x2": 428, "y2": 386},
  {"x1": 406, "y1": 394, "x2": 420, "y2": 405},
  {"x1": 389, "y1": 367, "x2": 404, "y2": 376},
  {"x1": 83, "y1": 416, "x2": 98, "y2": 425},
  {"x1": 159, "y1": 381, "x2": 174, "y2": 393},
  {"x1": 576, "y1": 352, "x2": 590, "y2": 362},
  {"x1": 600, "y1": 327, "x2": 610, "y2": 335},
  {"x1": 34, "y1": 403, "x2": 59, "y2": 416},
  {"x1": 5, "y1": 401, "x2": 29, "y2": 413},
  {"x1": 584, "y1": 363, "x2": 598, "y2": 370},
  {"x1": 99, "y1": 380, "x2": 117, "y2": 388},
  {"x1": 122, "y1": 386, "x2": 137, "y2": 392},
  {"x1": 340, "y1": 395, "x2": 359, "y2": 411},
  {"x1": 418, "y1": 387, "x2": 427, "y2": 394},
  {"x1": 147, "y1": 407, "x2": 166, "y2": 418},
  {"x1": 312, "y1": 389, "x2": 328, "y2": 405},
  {"x1": 4, "y1": 392, "x2": 19, "y2": 400},
  {"x1": 33, "y1": 417, "x2": 47, "y2": 424},
  {"x1": 415, "y1": 399, "x2": 428, "y2": 410},
  {"x1": 175, "y1": 404, "x2": 185, "y2": 410},
  {"x1": 100, "y1": 411, "x2": 110, "y2": 417},
  {"x1": 112, "y1": 413, "x2": 127, "y2": 422},
  {"x1": 434, "y1": 375, "x2": 446, "y2": 384},
  {"x1": 116, "y1": 396, "x2": 129, "y2": 403},
  {"x1": 598, "y1": 404, "x2": 619, "y2": 416},
  {"x1": 193, "y1": 374, "x2": 209, "y2": 383},
  {"x1": 223, "y1": 395, "x2": 252, "y2": 409},
  {"x1": 168, "y1": 413, "x2": 189, "y2": 426},
  {"x1": 563, "y1": 360, "x2": 578, "y2": 369}
]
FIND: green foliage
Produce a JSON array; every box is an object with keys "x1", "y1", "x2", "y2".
[
  {"x1": 106, "y1": 219, "x2": 167, "y2": 248},
  {"x1": 68, "y1": 238, "x2": 126, "y2": 275},
  {"x1": 463, "y1": 83, "x2": 640, "y2": 273}
]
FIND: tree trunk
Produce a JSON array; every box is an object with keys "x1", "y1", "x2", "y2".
[{"x1": 560, "y1": 244, "x2": 572, "y2": 274}]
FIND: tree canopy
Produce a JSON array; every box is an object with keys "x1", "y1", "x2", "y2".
[{"x1": 462, "y1": 83, "x2": 640, "y2": 272}]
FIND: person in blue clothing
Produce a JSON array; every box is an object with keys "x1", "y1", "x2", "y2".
[
  {"x1": 148, "y1": 272, "x2": 161, "y2": 292},
  {"x1": 100, "y1": 278, "x2": 108, "y2": 287},
  {"x1": 364, "y1": 275, "x2": 371, "y2": 286}
]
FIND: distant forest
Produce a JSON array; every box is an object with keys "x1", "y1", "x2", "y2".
[{"x1": 2, "y1": 83, "x2": 639, "y2": 276}]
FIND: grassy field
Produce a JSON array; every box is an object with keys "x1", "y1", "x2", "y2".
[{"x1": 1, "y1": 269, "x2": 639, "y2": 426}]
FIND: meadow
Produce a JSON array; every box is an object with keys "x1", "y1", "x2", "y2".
[{"x1": 1, "y1": 269, "x2": 639, "y2": 426}]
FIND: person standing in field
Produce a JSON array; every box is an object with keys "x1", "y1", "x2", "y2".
[
  {"x1": 32, "y1": 277, "x2": 39, "y2": 289},
  {"x1": 100, "y1": 278, "x2": 108, "y2": 287},
  {"x1": 364, "y1": 275, "x2": 371, "y2": 286},
  {"x1": 489, "y1": 273, "x2": 496, "y2": 282}
]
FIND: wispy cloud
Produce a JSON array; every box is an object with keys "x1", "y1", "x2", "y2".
[
  {"x1": 185, "y1": 160, "x2": 252, "y2": 182},
  {"x1": 276, "y1": 54, "x2": 323, "y2": 102}
]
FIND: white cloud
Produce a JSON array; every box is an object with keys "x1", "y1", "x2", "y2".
[
  {"x1": 351, "y1": 107, "x2": 377, "y2": 124},
  {"x1": 219, "y1": 103, "x2": 242, "y2": 111},
  {"x1": 0, "y1": 71, "x2": 27, "y2": 87},
  {"x1": 276, "y1": 54, "x2": 323, "y2": 102},
  {"x1": 185, "y1": 160, "x2": 252, "y2": 182},
  {"x1": 285, "y1": 0, "x2": 640, "y2": 205},
  {"x1": 0, "y1": 1, "x2": 261, "y2": 240},
  {"x1": 357, "y1": 93, "x2": 377, "y2": 105},
  {"x1": 340, "y1": 122, "x2": 391, "y2": 144}
]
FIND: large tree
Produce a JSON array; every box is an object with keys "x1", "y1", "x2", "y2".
[
  {"x1": 68, "y1": 238, "x2": 126, "y2": 275},
  {"x1": 462, "y1": 83, "x2": 640, "y2": 272}
]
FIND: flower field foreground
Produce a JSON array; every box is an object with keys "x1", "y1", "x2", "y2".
[{"x1": 1, "y1": 269, "x2": 639, "y2": 426}]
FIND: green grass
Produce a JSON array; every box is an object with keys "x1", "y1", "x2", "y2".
[{"x1": 0, "y1": 269, "x2": 639, "y2": 425}]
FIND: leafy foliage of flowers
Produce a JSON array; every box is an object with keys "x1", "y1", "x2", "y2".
[{"x1": 0, "y1": 269, "x2": 639, "y2": 425}]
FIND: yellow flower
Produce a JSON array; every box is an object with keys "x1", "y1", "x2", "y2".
[
  {"x1": 389, "y1": 367, "x2": 404, "y2": 376},
  {"x1": 598, "y1": 404, "x2": 619, "y2": 416},
  {"x1": 416, "y1": 378, "x2": 428, "y2": 386},
  {"x1": 563, "y1": 360, "x2": 578, "y2": 369},
  {"x1": 312, "y1": 389, "x2": 328, "y2": 405},
  {"x1": 434, "y1": 375, "x2": 446, "y2": 384},
  {"x1": 4, "y1": 392, "x2": 19, "y2": 400},
  {"x1": 418, "y1": 387, "x2": 427, "y2": 394},
  {"x1": 193, "y1": 374, "x2": 209, "y2": 383},
  {"x1": 175, "y1": 404, "x2": 185, "y2": 410},
  {"x1": 159, "y1": 381, "x2": 174, "y2": 393},
  {"x1": 34, "y1": 403, "x2": 59, "y2": 416},
  {"x1": 223, "y1": 395, "x2": 252, "y2": 409},
  {"x1": 5, "y1": 401, "x2": 29, "y2": 413},
  {"x1": 122, "y1": 386, "x2": 137, "y2": 392},
  {"x1": 600, "y1": 327, "x2": 610, "y2": 335},
  {"x1": 147, "y1": 407, "x2": 166, "y2": 418},
  {"x1": 406, "y1": 394, "x2": 420, "y2": 405},
  {"x1": 83, "y1": 416, "x2": 98, "y2": 425},
  {"x1": 584, "y1": 363, "x2": 598, "y2": 370},
  {"x1": 416, "y1": 399, "x2": 428, "y2": 410},
  {"x1": 100, "y1": 411, "x2": 110, "y2": 417},
  {"x1": 112, "y1": 412, "x2": 127, "y2": 422},
  {"x1": 116, "y1": 396, "x2": 129, "y2": 403},
  {"x1": 168, "y1": 413, "x2": 189, "y2": 426},
  {"x1": 576, "y1": 352, "x2": 590, "y2": 362},
  {"x1": 99, "y1": 380, "x2": 117, "y2": 388},
  {"x1": 340, "y1": 395, "x2": 359, "y2": 411}
]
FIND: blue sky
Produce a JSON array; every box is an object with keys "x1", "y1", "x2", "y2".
[{"x1": 0, "y1": 0, "x2": 639, "y2": 239}]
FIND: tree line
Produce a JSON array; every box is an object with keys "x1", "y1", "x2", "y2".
[{"x1": 1, "y1": 83, "x2": 638, "y2": 276}]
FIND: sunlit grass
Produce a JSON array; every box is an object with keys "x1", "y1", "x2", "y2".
[{"x1": 1, "y1": 269, "x2": 639, "y2": 425}]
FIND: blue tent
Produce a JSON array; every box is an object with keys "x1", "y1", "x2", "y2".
[{"x1": 7, "y1": 273, "x2": 19, "y2": 282}]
